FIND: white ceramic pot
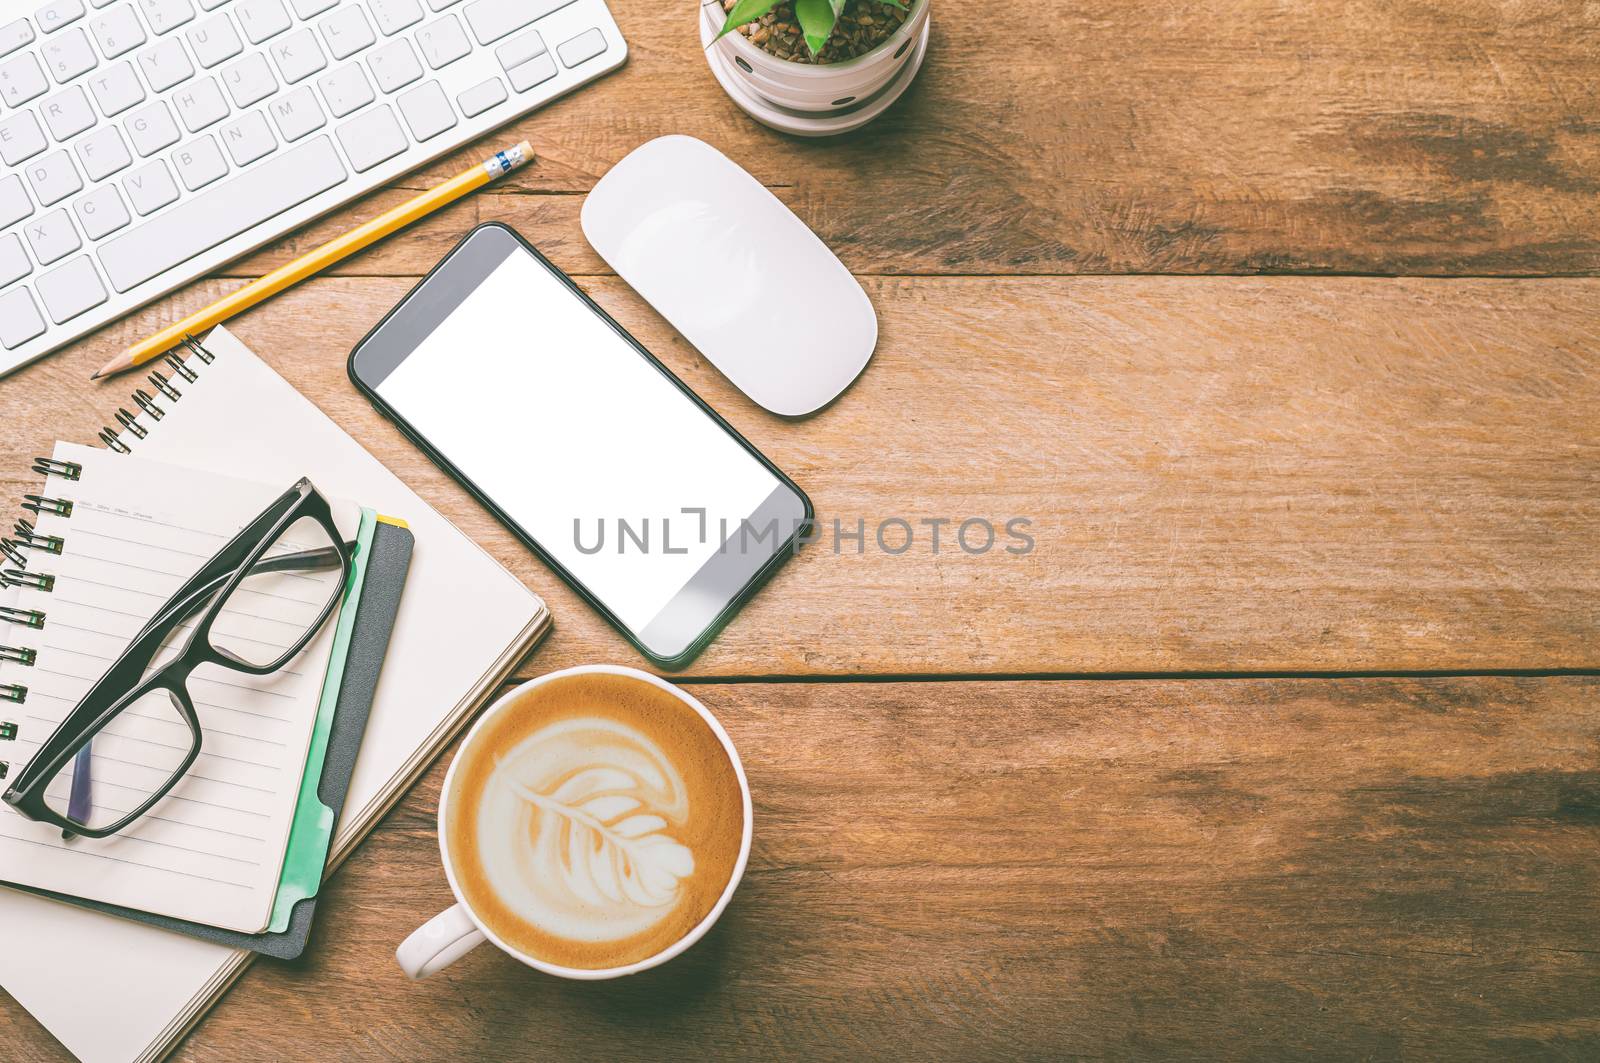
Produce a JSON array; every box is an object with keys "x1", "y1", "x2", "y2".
[{"x1": 702, "y1": 0, "x2": 931, "y2": 115}]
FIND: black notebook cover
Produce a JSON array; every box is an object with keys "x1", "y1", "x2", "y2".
[{"x1": 16, "y1": 520, "x2": 413, "y2": 959}]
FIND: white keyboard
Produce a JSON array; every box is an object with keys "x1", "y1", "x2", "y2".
[{"x1": 0, "y1": 0, "x2": 626, "y2": 377}]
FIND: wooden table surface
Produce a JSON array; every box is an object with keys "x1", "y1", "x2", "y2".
[{"x1": 5, "y1": 1, "x2": 1599, "y2": 1059}]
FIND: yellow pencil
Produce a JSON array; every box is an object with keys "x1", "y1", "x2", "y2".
[{"x1": 93, "y1": 141, "x2": 535, "y2": 380}]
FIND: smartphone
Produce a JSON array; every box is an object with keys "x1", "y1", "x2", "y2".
[{"x1": 349, "y1": 223, "x2": 812, "y2": 668}]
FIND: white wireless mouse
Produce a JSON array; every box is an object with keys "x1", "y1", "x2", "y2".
[{"x1": 581, "y1": 136, "x2": 876, "y2": 417}]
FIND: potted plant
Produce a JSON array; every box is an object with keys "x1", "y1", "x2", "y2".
[{"x1": 701, "y1": 0, "x2": 932, "y2": 135}]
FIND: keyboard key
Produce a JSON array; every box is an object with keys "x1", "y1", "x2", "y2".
[
  {"x1": 494, "y1": 28, "x2": 543, "y2": 70},
  {"x1": 235, "y1": 0, "x2": 289, "y2": 43},
  {"x1": 89, "y1": 6, "x2": 146, "y2": 58},
  {"x1": 335, "y1": 102, "x2": 404, "y2": 171},
  {"x1": 0, "y1": 176, "x2": 34, "y2": 229},
  {"x1": 1, "y1": 20, "x2": 39, "y2": 59},
  {"x1": 454, "y1": 76, "x2": 503, "y2": 117},
  {"x1": 124, "y1": 99, "x2": 180, "y2": 154},
  {"x1": 507, "y1": 51, "x2": 554, "y2": 92},
  {"x1": 171, "y1": 132, "x2": 227, "y2": 188},
  {"x1": 0, "y1": 288, "x2": 47, "y2": 349},
  {"x1": 23, "y1": 207, "x2": 81, "y2": 264},
  {"x1": 368, "y1": 0, "x2": 422, "y2": 36},
  {"x1": 42, "y1": 26, "x2": 98, "y2": 82},
  {"x1": 219, "y1": 108, "x2": 274, "y2": 163},
  {"x1": 187, "y1": 12, "x2": 242, "y2": 66},
  {"x1": 269, "y1": 27, "x2": 325, "y2": 82},
  {"x1": 318, "y1": 6, "x2": 374, "y2": 60},
  {"x1": 92, "y1": 0, "x2": 122, "y2": 7},
  {"x1": 0, "y1": 111, "x2": 49, "y2": 165},
  {"x1": 24, "y1": 149, "x2": 83, "y2": 205},
  {"x1": 35, "y1": 255, "x2": 108, "y2": 322},
  {"x1": 74, "y1": 182, "x2": 130, "y2": 237},
  {"x1": 173, "y1": 75, "x2": 228, "y2": 130},
  {"x1": 556, "y1": 27, "x2": 605, "y2": 68},
  {"x1": 122, "y1": 157, "x2": 179, "y2": 213},
  {"x1": 0, "y1": 235, "x2": 30, "y2": 287},
  {"x1": 138, "y1": 0, "x2": 197, "y2": 35},
  {"x1": 36, "y1": 0, "x2": 87, "y2": 33},
  {"x1": 425, "y1": 0, "x2": 461, "y2": 10},
  {"x1": 367, "y1": 37, "x2": 421, "y2": 92},
  {"x1": 289, "y1": 0, "x2": 337, "y2": 16},
  {"x1": 41, "y1": 84, "x2": 96, "y2": 138},
  {"x1": 0, "y1": 53, "x2": 51, "y2": 106},
  {"x1": 462, "y1": 0, "x2": 564, "y2": 46},
  {"x1": 397, "y1": 79, "x2": 453, "y2": 140},
  {"x1": 76, "y1": 124, "x2": 131, "y2": 178},
  {"x1": 87, "y1": 60, "x2": 145, "y2": 115},
  {"x1": 267, "y1": 83, "x2": 322, "y2": 139},
  {"x1": 220, "y1": 50, "x2": 274, "y2": 106},
  {"x1": 317, "y1": 62, "x2": 372, "y2": 117},
  {"x1": 196, "y1": 0, "x2": 231, "y2": 8},
  {"x1": 136, "y1": 36, "x2": 194, "y2": 91},
  {"x1": 98, "y1": 135, "x2": 346, "y2": 291},
  {"x1": 415, "y1": 13, "x2": 468, "y2": 69}
]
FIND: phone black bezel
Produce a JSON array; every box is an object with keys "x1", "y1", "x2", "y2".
[{"x1": 347, "y1": 222, "x2": 813, "y2": 669}]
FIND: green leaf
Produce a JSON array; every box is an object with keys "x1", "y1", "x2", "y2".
[
  {"x1": 715, "y1": 0, "x2": 782, "y2": 43},
  {"x1": 795, "y1": 0, "x2": 837, "y2": 56},
  {"x1": 880, "y1": 0, "x2": 908, "y2": 8}
]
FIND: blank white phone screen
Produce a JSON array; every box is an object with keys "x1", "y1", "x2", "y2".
[{"x1": 376, "y1": 246, "x2": 783, "y2": 633}]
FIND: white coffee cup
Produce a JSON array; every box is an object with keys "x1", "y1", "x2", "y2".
[{"x1": 395, "y1": 664, "x2": 754, "y2": 980}]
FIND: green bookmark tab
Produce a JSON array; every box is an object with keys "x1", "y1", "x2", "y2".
[{"x1": 267, "y1": 507, "x2": 376, "y2": 933}]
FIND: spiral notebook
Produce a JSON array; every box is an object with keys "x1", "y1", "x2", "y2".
[
  {"x1": 1, "y1": 446, "x2": 416, "y2": 960},
  {"x1": 0, "y1": 446, "x2": 363, "y2": 934},
  {"x1": 0, "y1": 327, "x2": 551, "y2": 1063}
]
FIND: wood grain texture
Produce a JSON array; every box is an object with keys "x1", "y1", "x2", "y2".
[
  {"x1": 191, "y1": 0, "x2": 1600, "y2": 279},
  {"x1": 4, "y1": 277, "x2": 1596, "y2": 675},
  {"x1": 2, "y1": 3, "x2": 1597, "y2": 1056},
  {"x1": 8, "y1": 677, "x2": 1596, "y2": 1061}
]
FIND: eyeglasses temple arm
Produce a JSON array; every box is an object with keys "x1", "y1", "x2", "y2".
[{"x1": 137, "y1": 542, "x2": 356, "y2": 636}]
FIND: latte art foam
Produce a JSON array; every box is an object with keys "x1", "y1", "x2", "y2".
[
  {"x1": 447, "y1": 672, "x2": 747, "y2": 970},
  {"x1": 480, "y1": 717, "x2": 696, "y2": 943}
]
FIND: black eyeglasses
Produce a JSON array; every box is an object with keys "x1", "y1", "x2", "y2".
[{"x1": 1, "y1": 478, "x2": 352, "y2": 839}]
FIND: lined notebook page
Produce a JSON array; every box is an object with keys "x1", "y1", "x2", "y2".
[{"x1": 0, "y1": 443, "x2": 356, "y2": 933}]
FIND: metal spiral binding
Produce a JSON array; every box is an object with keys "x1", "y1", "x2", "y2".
[
  {"x1": 116, "y1": 407, "x2": 149, "y2": 439},
  {"x1": 2, "y1": 570, "x2": 54, "y2": 592},
  {"x1": 31, "y1": 457, "x2": 81, "y2": 480},
  {"x1": 134, "y1": 388, "x2": 165, "y2": 420},
  {"x1": 0, "y1": 607, "x2": 44, "y2": 629},
  {"x1": 182, "y1": 335, "x2": 215, "y2": 364},
  {"x1": 2, "y1": 346, "x2": 220, "y2": 683},
  {"x1": 22, "y1": 495, "x2": 71, "y2": 517},
  {"x1": 1, "y1": 448, "x2": 56, "y2": 728},
  {"x1": 96, "y1": 335, "x2": 209, "y2": 453},
  {"x1": 0, "y1": 645, "x2": 36, "y2": 666},
  {"x1": 0, "y1": 718, "x2": 15, "y2": 781},
  {"x1": 150, "y1": 369, "x2": 180, "y2": 401},
  {"x1": 165, "y1": 351, "x2": 198, "y2": 382},
  {"x1": 7, "y1": 429, "x2": 88, "y2": 643},
  {"x1": 13, "y1": 519, "x2": 63, "y2": 554}
]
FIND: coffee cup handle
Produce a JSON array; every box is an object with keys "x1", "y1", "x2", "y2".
[{"x1": 396, "y1": 903, "x2": 487, "y2": 980}]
